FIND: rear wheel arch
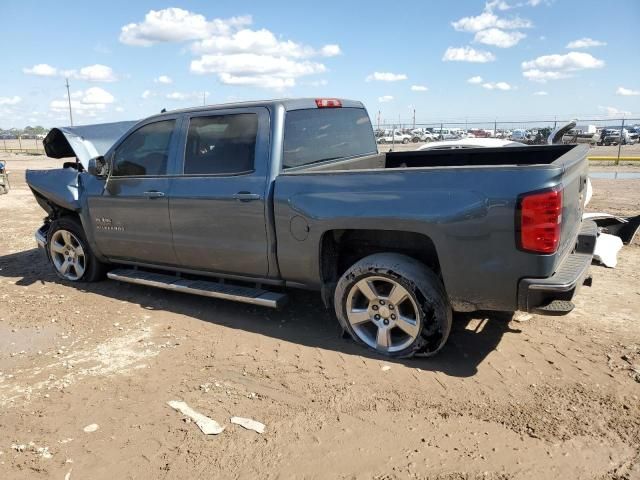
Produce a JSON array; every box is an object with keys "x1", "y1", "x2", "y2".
[{"x1": 319, "y1": 228, "x2": 444, "y2": 305}]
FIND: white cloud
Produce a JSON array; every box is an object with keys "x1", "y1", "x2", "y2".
[
  {"x1": 378, "y1": 95, "x2": 394, "y2": 103},
  {"x1": 191, "y1": 53, "x2": 325, "y2": 89},
  {"x1": 486, "y1": 0, "x2": 513, "y2": 11},
  {"x1": 598, "y1": 106, "x2": 632, "y2": 118},
  {"x1": 166, "y1": 91, "x2": 203, "y2": 101},
  {"x1": 307, "y1": 79, "x2": 328, "y2": 87},
  {"x1": 442, "y1": 46, "x2": 495, "y2": 63},
  {"x1": 366, "y1": 72, "x2": 408, "y2": 82},
  {"x1": 474, "y1": 28, "x2": 525, "y2": 48},
  {"x1": 119, "y1": 8, "x2": 252, "y2": 46},
  {"x1": 615, "y1": 86, "x2": 639, "y2": 96},
  {"x1": 566, "y1": 37, "x2": 607, "y2": 49},
  {"x1": 522, "y1": 69, "x2": 571, "y2": 82},
  {"x1": 410, "y1": 85, "x2": 428, "y2": 91},
  {"x1": 533, "y1": 90, "x2": 548, "y2": 96},
  {"x1": 81, "y1": 87, "x2": 115, "y2": 104},
  {"x1": 154, "y1": 75, "x2": 173, "y2": 84},
  {"x1": 75, "y1": 64, "x2": 117, "y2": 82},
  {"x1": 141, "y1": 89, "x2": 154, "y2": 99},
  {"x1": 320, "y1": 44, "x2": 341, "y2": 57},
  {"x1": 121, "y1": 8, "x2": 338, "y2": 89},
  {"x1": 23, "y1": 63, "x2": 58, "y2": 76},
  {"x1": 115, "y1": 106, "x2": 125, "y2": 112},
  {"x1": 522, "y1": 52, "x2": 604, "y2": 82},
  {"x1": 451, "y1": 11, "x2": 532, "y2": 33},
  {"x1": 0, "y1": 96, "x2": 22, "y2": 105},
  {"x1": 522, "y1": 51, "x2": 604, "y2": 71},
  {"x1": 23, "y1": 63, "x2": 117, "y2": 82},
  {"x1": 467, "y1": 76, "x2": 483, "y2": 84},
  {"x1": 482, "y1": 82, "x2": 512, "y2": 90},
  {"x1": 49, "y1": 87, "x2": 114, "y2": 118}
]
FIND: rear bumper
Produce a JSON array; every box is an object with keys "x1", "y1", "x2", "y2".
[{"x1": 517, "y1": 220, "x2": 597, "y2": 315}]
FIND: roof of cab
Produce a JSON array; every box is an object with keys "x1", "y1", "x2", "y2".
[{"x1": 144, "y1": 98, "x2": 366, "y2": 122}]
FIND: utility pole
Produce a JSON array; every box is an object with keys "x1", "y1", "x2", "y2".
[
  {"x1": 203, "y1": 91, "x2": 207, "y2": 106},
  {"x1": 377, "y1": 110, "x2": 381, "y2": 131},
  {"x1": 65, "y1": 78, "x2": 73, "y2": 126},
  {"x1": 412, "y1": 108, "x2": 416, "y2": 130}
]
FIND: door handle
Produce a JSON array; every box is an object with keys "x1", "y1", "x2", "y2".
[
  {"x1": 233, "y1": 192, "x2": 261, "y2": 202},
  {"x1": 143, "y1": 190, "x2": 165, "y2": 198}
]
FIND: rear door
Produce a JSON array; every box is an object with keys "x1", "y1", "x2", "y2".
[
  {"x1": 87, "y1": 118, "x2": 180, "y2": 265},
  {"x1": 169, "y1": 108, "x2": 271, "y2": 277}
]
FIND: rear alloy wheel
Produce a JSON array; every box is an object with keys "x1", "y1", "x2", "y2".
[
  {"x1": 335, "y1": 253, "x2": 452, "y2": 358},
  {"x1": 402, "y1": 138, "x2": 410, "y2": 144}
]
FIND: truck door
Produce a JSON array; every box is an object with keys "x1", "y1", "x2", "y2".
[
  {"x1": 87, "y1": 118, "x2": 179, "y2": 265},
  {"x1": 169, "y1": 108, "x2": 270, "y2": 277}
]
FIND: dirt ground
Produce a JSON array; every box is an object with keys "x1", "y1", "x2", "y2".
[{"x1": 0, "y1": 153, "x2": 639, "y2": 480}]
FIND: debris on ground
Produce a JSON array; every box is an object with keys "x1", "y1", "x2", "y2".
[
  {"x1": 593, "y1": 232, "x2": 624, "y2": 268},
  {"x1": 513, "y1": 312, "x2": 533, "y2": 323},
  {"x1": 83, "y1": 424, "x2": 99, "y2": 433},
  {"x1": 167, "y1": 400, "x2": 225, "y2": 435},
  {"x1": 381, "y1": 365, "x2": 391, "y2": 371},
  {"x1": 230, "y1": 416, "x2": 265, "y2": 434}
]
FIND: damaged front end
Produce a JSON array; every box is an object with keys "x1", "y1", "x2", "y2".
[{"x1": 27, "y1": 120, "x2": 137, "y2": 252}]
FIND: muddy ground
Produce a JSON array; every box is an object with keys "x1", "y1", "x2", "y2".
[{"x1": 0, "y1": 153, "x2": 639, "y2": 480}]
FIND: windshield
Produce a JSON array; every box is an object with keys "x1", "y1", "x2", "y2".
[{"x1": 283, "y1": 107, "x2": 377, "y2": 169}]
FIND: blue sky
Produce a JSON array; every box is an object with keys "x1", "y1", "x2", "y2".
[{"x1": 1, "y1": 0, "x2": 639, "y2": 128}]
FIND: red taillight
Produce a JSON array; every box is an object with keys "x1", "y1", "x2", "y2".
[
  {"x1": 519, "y1": 189, "x2": 563, "y2": 254},
  {"x1": 315, "y1": 98, "x2": 342, "y2": 108}
]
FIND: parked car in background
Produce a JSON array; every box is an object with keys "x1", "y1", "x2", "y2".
[
  {"x1": 431, "y1": 128, "x2": 458, "y2": 140},
  {"x1": 411, "y1": 131, "x2": 436, "y2": 143},
  {"x1": 377, "y1": 131, "x2": 412, "y2": 144}
]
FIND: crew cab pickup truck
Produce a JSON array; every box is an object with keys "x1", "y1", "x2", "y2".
[{"x1": 27, "y1": 98, "x2": 596, "y2": 358}]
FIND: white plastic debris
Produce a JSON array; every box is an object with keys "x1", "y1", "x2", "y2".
[
  {"x1": 381, "y1": 365, "x2": 391, "y2": 372},
  {"x1": 513, "y1": 312, "x2": 533, "y2": 323},
  {"x1": 64, "y1": 468, "x2": 72, "y2": 480},
  {"x1": 83, "y1": 424, "x2": 99, "y2": 433},
  {"x1": 593, "y1": 233, "x2": 623, "y2": 268},
  {"x1": 167, "y1": 400, "x2": 225, "y2": 435},
  {"x1": 230, "y1": 416, "x2": 265, "y2": 434}
]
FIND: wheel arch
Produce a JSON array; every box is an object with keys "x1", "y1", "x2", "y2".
[{"x1": 319, "y1": 228, "x2": 443, "y2": 306}]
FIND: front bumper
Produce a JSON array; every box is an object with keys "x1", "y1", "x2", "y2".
[
  {"x1": 35, "y1": 224, "x2": 49, "y2": 256},
  {"x1": 517, "y1": 220, "x2": 597, "y2": 315}
]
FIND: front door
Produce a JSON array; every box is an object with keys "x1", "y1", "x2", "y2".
[
  {"x1": 169, "y1": 108, "x2": 270, "y2": 277},
  {"x1": 87, "y1": 119, "x2": 179, "y2": 265}
]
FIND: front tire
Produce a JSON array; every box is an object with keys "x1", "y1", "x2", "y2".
[
  {"x1": 47, "y1": 216, "x2": 107, "y2": 282},
  {"x1": 334, "y1": 253, "x2": 452, "y2": 358}
]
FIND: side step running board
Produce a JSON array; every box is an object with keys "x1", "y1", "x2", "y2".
[
  {"x1": 532, "y1": 299, "x2": 575, "y2": 316},
  {"x1": 107, "y1": 268, "x2": 288, "y2": 309}
]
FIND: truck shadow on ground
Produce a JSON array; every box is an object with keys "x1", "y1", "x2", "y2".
[{"x1": 1, "y1": 249, "x2": 521, "y2": 378}]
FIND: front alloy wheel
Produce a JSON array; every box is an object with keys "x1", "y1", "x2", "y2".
[{"x1": 49, "y1": 229, "x2": 86, "y2": 281}]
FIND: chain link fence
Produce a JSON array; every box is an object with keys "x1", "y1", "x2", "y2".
[{"x1": 374, "y1": 117, "x2": 640, "y2": 163}]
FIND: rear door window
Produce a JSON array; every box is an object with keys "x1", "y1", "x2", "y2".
[
  {"x1": 283, "y1": 108, "x2": 377, "y2": 169},
  {"x1": 183, "y1": 114, "x2": 258, "y2": 175}
]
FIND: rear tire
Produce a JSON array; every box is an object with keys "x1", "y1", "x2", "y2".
[
  {"x1": 47, "y1": 216, "x2": 108, "y2": 282},
  {"x1": 334, "y1": 253, "x2": 452, "y2": 358}
]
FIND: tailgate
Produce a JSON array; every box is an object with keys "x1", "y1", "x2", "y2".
[{"x1": 554, "y1": 145, "x2": 589, "y2": 269}]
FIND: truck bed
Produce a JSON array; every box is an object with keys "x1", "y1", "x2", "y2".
[
  {"x1": 298, "y1": 144, "x2": 576, "y2": 172},
  {"x1": 275, "y1": 144, "x2": 589, "y2": 312}
]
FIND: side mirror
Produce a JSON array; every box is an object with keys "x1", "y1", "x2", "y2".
[{"x1": 87, "y1": 156, "x2": 107, "y2": 177}]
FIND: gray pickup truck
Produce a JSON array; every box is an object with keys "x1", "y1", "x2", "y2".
[{"x1": 27, "y1": 98, "x2": 596, "y2": 358}]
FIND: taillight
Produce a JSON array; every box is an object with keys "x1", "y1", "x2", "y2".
[
  {"x1": 518, "y1": 188, "x2": 563, "y2": 254},
  {"x1": 315, "y1": 98, "x2": 342, "y2": 108}
]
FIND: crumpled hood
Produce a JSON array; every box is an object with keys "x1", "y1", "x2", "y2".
[{"x1": 43, "y1": 121, "x2": 137, "y2": 169}]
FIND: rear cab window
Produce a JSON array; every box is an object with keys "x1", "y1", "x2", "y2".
[{"x1": 283, "y1": 108, "x2": 377, "y2": 169}]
